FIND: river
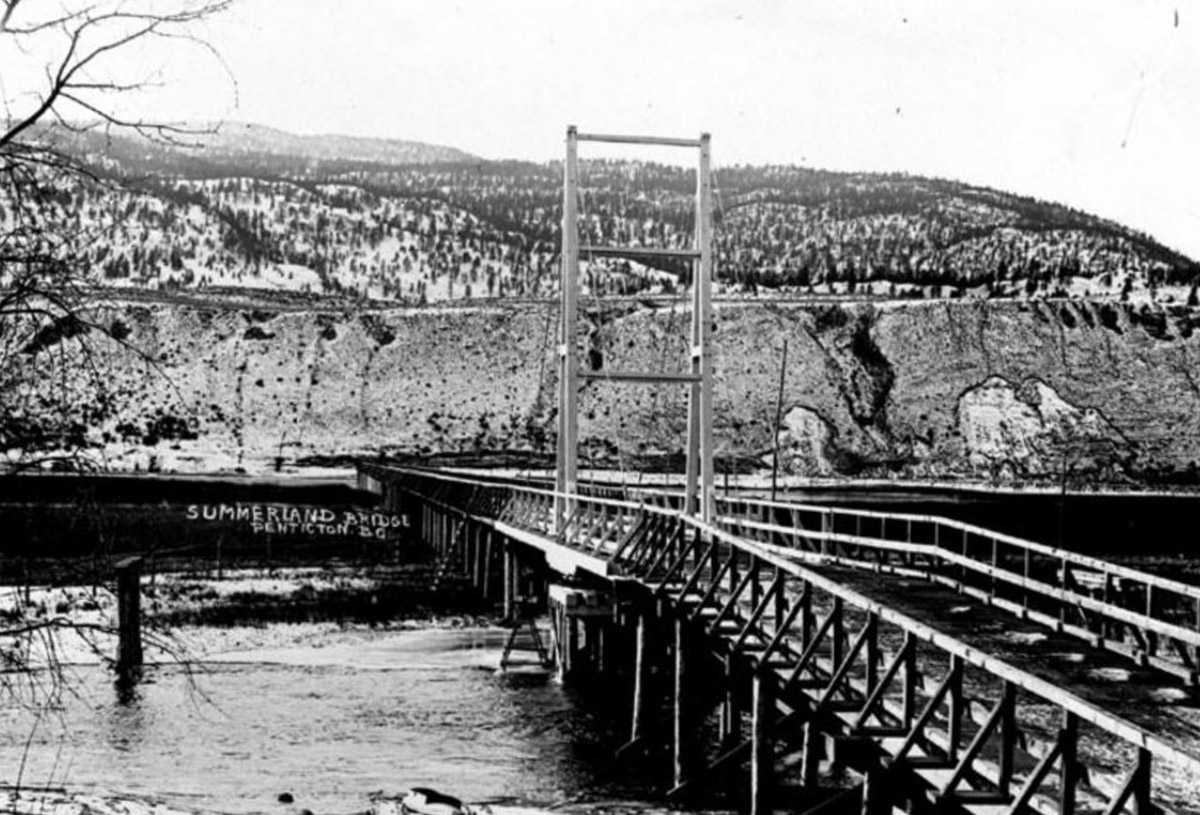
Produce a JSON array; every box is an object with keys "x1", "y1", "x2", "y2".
[{"x1": 0, "y1": 627, "x2": 666, "y2": 815}]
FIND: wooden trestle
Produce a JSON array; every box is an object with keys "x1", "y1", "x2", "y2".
[{"x1": 359, "y1": 464, "x2": 1200, "y2": 815}]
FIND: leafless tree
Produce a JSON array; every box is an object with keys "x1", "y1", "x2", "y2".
[
  {"x1": 0, "y1": 0, "x2": 233, "y2": 715},
  {"x1": 1, "y1": 0, "x2": 233, "y2": 465}
]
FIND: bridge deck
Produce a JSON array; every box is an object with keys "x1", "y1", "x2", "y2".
[{"x1": 806, "y1": 564, "x2": 1200, "y2": 758}]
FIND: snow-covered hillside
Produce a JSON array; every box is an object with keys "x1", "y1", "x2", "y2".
[
  {"x1": 0, "y1": 172, "x2": 678, "y2": 302},
  {"x1": 6, "y1": 123, "x2": 1194, "y2": 304}
]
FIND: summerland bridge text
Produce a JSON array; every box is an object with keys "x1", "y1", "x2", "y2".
[{"x1": 186, "y1": 504, "x2": 409, "y2": 539}]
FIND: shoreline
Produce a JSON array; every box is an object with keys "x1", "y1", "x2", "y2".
[{"x1": 1, "y1": 566, "x2": 498, "y2": 670}]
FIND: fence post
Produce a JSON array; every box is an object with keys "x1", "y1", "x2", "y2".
[{"x1": 116, "y1": 556, "x2": 143, "y2": 680}]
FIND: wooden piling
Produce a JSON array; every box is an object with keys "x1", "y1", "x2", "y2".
[
  {"x1": 1059, "y1": 711, "x2": 1078, "y2": 814},
  {"x1": 482, "y1": 531, "x2": 493, "y2": 601},
  {"x1": 458, "y1": 519, "x2": 468, "y2": 566},
  {"x1": 721, "y1": 654, "x2": 741, "y2": 744},
  {"x1": 751, "y1": 668, "x2": 774, "y2": 815},
  {"x1": 580, "y1": 620, "x2": 593, "y2": 670},
  {"x1": 547, "y1": 605, "x2": 561, "y2": 670},
  {"x1": 631, "y1": 611, "x2": 651, "y2": 744},
  {"x1": 562, "y1": 610, "x2": 573, "y2": 676},
  {"x1": 861, "y1": 768, "x2": 883, "y2": 815},
  {"x1": 673, "y1": 616, "x2": 697, "y2": 790},
  {"x1": 567, "y1": 617, "x2": 580, "y2": 675},
  {"x1": 115, "y1": 557, "x2": 143, "y2": 678},
  {"x1": 800, "y1": 720, "x2": 822, "y2": 788},
  {"x1": 595, "y1": 620, "x2": 607, "y2": 673},
  {"x1": 472, "y1": 525, "x2": 483, "y2": 589},
  {"x1": 503, "y1": 544, "x2": 515, "y2": 619}
]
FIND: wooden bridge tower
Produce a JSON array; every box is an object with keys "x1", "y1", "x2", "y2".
[{"x1": 556, "y1": 126, "x2": 715, "y2": 530}]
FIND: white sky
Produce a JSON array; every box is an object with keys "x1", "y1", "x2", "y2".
[{"x1": 38, "y1": 0, "x2": 1200, "y2": 259}]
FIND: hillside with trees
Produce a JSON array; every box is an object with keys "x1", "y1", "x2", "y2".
[{"x1": 4, "y1": 126, "x2": 1196, "y2": 306}]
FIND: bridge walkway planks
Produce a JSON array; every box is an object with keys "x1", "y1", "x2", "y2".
[{"x1": 804, "y1": 563, "x2": 1200, "y2": 763}]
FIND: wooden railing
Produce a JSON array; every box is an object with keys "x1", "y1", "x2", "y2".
[
  {"x1": 709, "y1": 495, "x2": 1200, "y2": 684},
  {"x1": 373, "y1": 467, "x2": 1200, "y2": 684}
]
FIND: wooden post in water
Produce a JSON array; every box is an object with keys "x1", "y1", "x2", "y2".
[
  {"x1": 800, "y1": 719, "x2": 822, "y2": 788},
  {"x1": 482, "y1": 531, "x2": 494, "y2": 601},
  {"x1": 630, "y1": 610, "x2": 651, "y2": 747},
  {"x1": 720, "y1": 654, "x2": 741, "y2": 745},
  {"x1": 593, "y1": 619, "x2": 607, "y2": 673},
  {"x1": 503, "y1": 544, "x2": 515, "y2": 619},
  {"x1": 750, "y1": 668, "x2": 774, "y2": 815},
  {"x1": 458, "y1": 519, "x2": 468, "y2": 570},
  {"x1": 472, "y1": 525, "x2": 483, "y2": 590},
  {"x1": 567, "y1": 616, "x2": 580, "y2": 676},
  {"x1": 673, "y1": 616, "x2": 697, "y2": 791},
  {"x1": 116, "y1": 556, "x2": 143, "y2": 679},
  {"x1": 558, "y1": 608, "x2": 570, "y2": 676},
  {"x1": 1059, "y1": 711, "x2": 1079, "y2": 814},
  {"x1": 861, "y1": 768, "x2": 885, "y2": 815}
]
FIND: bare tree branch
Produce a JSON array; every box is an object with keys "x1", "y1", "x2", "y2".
[
  {"x1": 1, "y1": 1, "x2": 234, "y2": 150},
  {"x1": 0, "y1": 0, "x2": 234, "y2": 707}
]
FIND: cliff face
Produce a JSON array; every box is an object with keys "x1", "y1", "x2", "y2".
[{"x1": 10, "y1": 299, "x2": 1200, "y2": 483}]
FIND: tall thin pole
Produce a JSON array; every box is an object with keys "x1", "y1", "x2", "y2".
[
  {"x1": 556, "y1": 126, "x2": 580, "y2": 532},
  {"x1": 770, "y1": 339, "x2": 789, "y2": 502},
  {"x1": 698, "y1": 134, "x2": 714, "y2": 524},
  {"x1": 685, "y1": 133, "x2": 714, "y2": 522}
]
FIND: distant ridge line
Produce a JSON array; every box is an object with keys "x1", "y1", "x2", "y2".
[{"x1": 183, "y1": 120, "x2": 481, "y2": 164}]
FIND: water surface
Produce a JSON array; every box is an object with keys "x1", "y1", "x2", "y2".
[{"x1": 0, "y1": 628, "x2": 653, "y2": 815}]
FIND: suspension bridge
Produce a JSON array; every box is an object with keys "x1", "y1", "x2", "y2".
[{"x1": 358, "y1": 129, "x2": 1200, "y2": 815}]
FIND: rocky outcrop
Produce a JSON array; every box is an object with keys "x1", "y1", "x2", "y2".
[
  {"x1": 769, "y1": 407, "x2": 838, "y2": 477},
  {"x1": 956, "y1": 376, "x2": 1131, "y2": 479},
  {"x1": 7, "y1": 298, "x2": 1200, "y2": 485}
]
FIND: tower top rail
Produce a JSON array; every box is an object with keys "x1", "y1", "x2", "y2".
[{"x1": 572, "y1": 129, "x2": 706, "y2": 148}]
